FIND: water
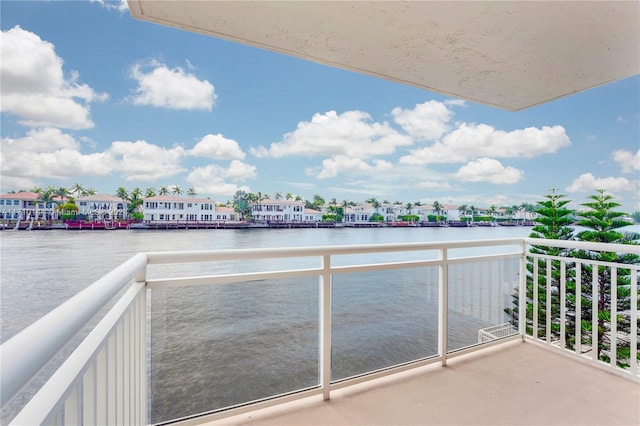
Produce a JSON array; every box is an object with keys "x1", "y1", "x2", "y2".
[
  {"x1": 0, "y1": 226, "x2": 530, "y2": 423},
  {"x1": 1, "y1": 226, "x2": 532, "y2": 342}
]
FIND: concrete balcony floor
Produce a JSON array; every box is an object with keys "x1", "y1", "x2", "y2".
[{"x1": 208, "y1": 340, "x2": 639, "y2": 426}]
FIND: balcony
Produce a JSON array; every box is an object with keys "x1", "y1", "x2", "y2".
[
  {"x1": 207, "y1": 340, "x2": 639, "y2": 426},
  {"x1": 1, "y1": 238, "x2": 638, "y2": 425}
]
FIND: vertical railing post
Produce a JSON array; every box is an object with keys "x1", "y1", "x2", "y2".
[
  {"x1": 575, "y1": 262, "x2": 582, "y2": 355},
  {"x1": 546, "y1": 258, "x2": 552, "y2": 343},
  {"x1": 560, "y1": 260, "x2": 566, "y2": 349},
  {"x1": 518, "y1": 242, "x2": 526, "y2": 341},
  {"x1": 630, "y1": 269, "x2": 638, "y2": 376},
  {"x1": 533, "y1": 257, "x2": 539, "y2": 339},
  {"x1": 591, "y1": 267, "x2": 599, "y2": 359},
  {"x1": 438, "y1": 248, "x2": 448, "y2": 366},
  {"x1": 135, "y1": 259, "x2": 147, "y2": 425},
  {"x1": 320, "y1": 254, "x2": 332, "y2": 400},
  {"x1": 610, "y1": 267, "x2": 617, "y2": 368}
]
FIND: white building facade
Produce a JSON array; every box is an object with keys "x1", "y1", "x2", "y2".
[
  {"x1": 0, "y1": 192, "x2": 57, "y2": 221},
  {"x1": 143, "y1": 196, "x2": 216, "y2": 222},
  {"x1": 251, "y1": 199, "x2": 305, "y2": 222},
  {"x1": 76, "y1": 194, "x2": 128, "y2": 220}
]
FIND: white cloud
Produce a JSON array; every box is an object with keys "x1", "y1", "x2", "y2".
[
  {"x1": 0, "y1": 128, "x2": 114, "y2": 187},
  {"x1": 90, "y1": 0, "x2": 129, "y2": 12},
  {"x1": 566, "y1": 173, "x2": 636, "y2": 193},
  {"x1": 391, "y1": 100, "x2": 454, "y2": 141},
  {"x1": 454, "y1": 158, "x2": 524, "y2": 184},
  {"x1": 130, "y1": 61, "x2": 216, "y2": 110},
  {"x1": 0, "y1": 26, "x2": 107, "y2": 129},
  {"x1": 612, "y1": 149, "x2": 640, "y2": 173},
  {"x1": 189, "y1": 134, "x2": 246, "y2": 160},
  {"x1": 400, "y1": 124, "x2": 570, "y2": 165},
  {"x1": 186, "y1": 162, "x2": 256, "y2": 196},
  {"x1": 308, "y1": 156, "x2": 392, "y2": 179},
  {"x1": 415, "y1": 180, "x2": 453, "y2": 190},
  {"x1": 251, "y1": 110, "x2": 412, "y2": 159},
  {"x1": 225, "y1": 160, "x2": 257, "y2": 180},
  {"x1": 108, "y1": 140, "x2": 186, "y2": 181}
]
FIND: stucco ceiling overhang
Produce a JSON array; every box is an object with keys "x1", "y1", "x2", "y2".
[{"x1": 128, "y1": 1, "x2": 639, "y2": 111}]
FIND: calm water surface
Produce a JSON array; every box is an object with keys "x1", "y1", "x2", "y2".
[
  {"x1": 1, "y1": 226, "x2": 532, "y2": 342},
  {"x1": 0, "y1": 226, "x2": 532, "y2": 422}
]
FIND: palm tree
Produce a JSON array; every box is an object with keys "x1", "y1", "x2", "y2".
[
  {"x1": 295, "y1": 195, "x2": 303, "y2": 202},
  {"x1": 432, "y1": 201, "x2": 442, "y2": 217},
  {"x1": 115, "y1": 186, "x2": 128, "y2": 202},
  {"x1": 31, "y1": 186, "x2": 43, "y2": 194},
  {"x1": 54, "y1": 187, "x2": 69, "y2": 205},
  {"x1": 285, "y1": 192, "x2": 293, "y2": 201},
  {"x1": 187, "y1": 187, "x2": 197, "y2": 198},
  {"x1": 487, "y1": 205, "x2": 498, "y2": 221},
  {"x1": 71, "y1": 183, "x2": 84, "y2": 198},
  {"x1": 159, "y1": 186, "x2": 170, "y2": 196},
  {"x1": 274, "y1": 192, "x2": 283, "y2": 201},
  {"x1": 313, "y1": 194, "x2": 326, "y2": 210},
  {"x1": 35, "y1": 188, "x2": 55, "y2": 219},
  {"x1": 84, "y1": 188, "x2": 96, "y2": 196},
  {"x1": 468, "y1": 205, "x2": 478, "y2": 222},
  {"x1": 115, "y1": 187, "x2": 129, "y2": 218},
  {"x1": 128, "y1": 188, "x2": 144, "y2": 217},
  {"x1": 172, "y1": 185, "x2": 183, "y2": 196},
  {"x1": 145, "y1": 187, "x2": 157, "y2": 198},
  {"x1": 504, "y1": 206, "x2": 515, "y2": 219},
  {"x1": 405, "y1": 202, "x2": 413, "y2": 214}
]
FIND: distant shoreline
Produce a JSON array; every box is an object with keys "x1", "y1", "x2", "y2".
[{"x1": 1, "y1": 219, "x2": 538, "y2": 231}]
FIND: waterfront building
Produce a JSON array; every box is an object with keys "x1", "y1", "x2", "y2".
[
  {"x1": 143, "y1": 195, "x2": 215, "y2": 222},
  {"x1": 251, "y1": 199, "x2": 305, "y2": 222},
  {"x1": 75, "y1": 194, "x2": 129, "y2": 221},
  {"x1": 343, "y1": 203, "x2": 375, "y2": 223},
  {"x1": 0, "y1": 191, "x2": 57, "y2": 222},
  {"x1": 303, "y1": 208, "x2": 322, "y2": 222},
  {"x1": 214, "y1": 205, "x2": 240, "y2": 221}
]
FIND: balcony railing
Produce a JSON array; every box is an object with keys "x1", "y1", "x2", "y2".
[{"x1": 1, "y1": 238, "x2": 638, "y2": 425}]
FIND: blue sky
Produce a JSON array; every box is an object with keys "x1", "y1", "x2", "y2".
[{"x1": 1, "y1": 1, "x2": 639, "y2": 211}]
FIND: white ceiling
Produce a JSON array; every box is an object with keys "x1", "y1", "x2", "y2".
[{"x1": 128, "y1": 1, "x2": 639, "y2": 111}]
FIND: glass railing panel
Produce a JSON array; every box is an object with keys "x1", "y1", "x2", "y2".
[
  {"x1": 447, "y1": 257, "x2": 520, "y2": 351},
  {"x1": 149, "y1": 277, "x2": 319, "y2": 424},
  {"x1": 331, "y1": 267, "x2": 439, "y2": 381}
]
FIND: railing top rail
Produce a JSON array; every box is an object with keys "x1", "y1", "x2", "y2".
[
  {"x1": 144, "y1": 238, "x2": 526, "y2": 264},
  {"x1": 0, "y1": 253, "x2": 148, "y2": 407},
  {"x1": 525, "y1": 237, "x2": 640, "y2": 255}
]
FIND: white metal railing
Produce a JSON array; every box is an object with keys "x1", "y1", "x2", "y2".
[
  {"x1": 1, "y1": 238, "x2": 638, "y2": 425},
  {"x1": 478, "y1": 323, "x2": 519, "y2": 343},
  {"x1": 524, "y1": 238, "x2": 639, "y2": 378}
]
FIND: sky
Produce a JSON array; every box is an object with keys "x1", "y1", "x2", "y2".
[{"x1": 1, "y1": 1, "x2": 639, "y2": 211}]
